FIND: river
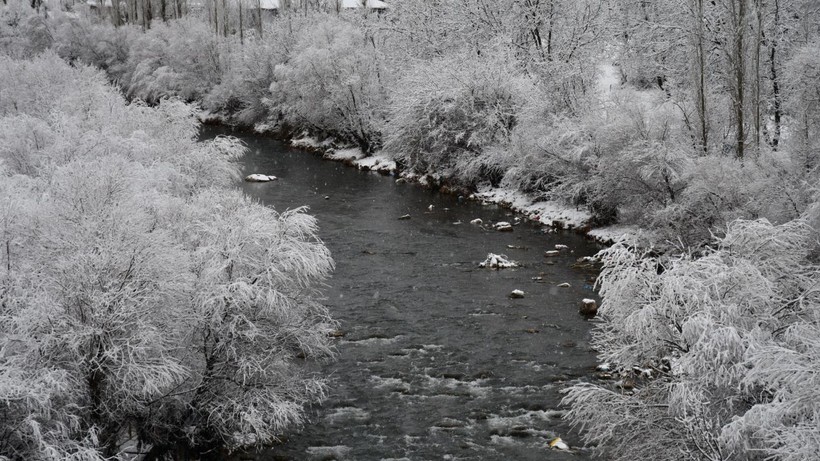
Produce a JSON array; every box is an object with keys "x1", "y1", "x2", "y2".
[{"x1": 207, "y1": 127, "x2": 604, "y2": 460}]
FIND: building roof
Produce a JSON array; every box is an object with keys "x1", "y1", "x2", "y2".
[{"x1": 341, "y1": 0, "x2": 388, "y2": 8}]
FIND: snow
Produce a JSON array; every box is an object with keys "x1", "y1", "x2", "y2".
[
  {"x1": 259, "y1": 0, "x2": 279, "y2": 9},
  {"x1": 597, "y1": 63, "x2": 621, "y2": 96},
  {"x1": 587, "y1": 224, "x2": 642, "y2": 244},
  {"x1": 244, "y1": 174, "x2": 277, "y2": 182},
  {"x1": 87, "y1": 0, "x2": 113, "y2": 7},
  {"x1": 290, "y1": 137, "x2": 397, "y2": 174},
  {"x1": 352, "y1": 152, "x2": 397, "y2": 173},
  {"x1": 473, "y1": 185, "x2": 592, "y2": 230},
  {"x1": 291, "y1": 136, "x2": 332, "y2": 150},
  {"x1": 324, "y1": 147, "x2": 366, "y2": 162}
]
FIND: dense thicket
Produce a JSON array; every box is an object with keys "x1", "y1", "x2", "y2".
[{"x1": 0, "y1": 51, "x2": 335, "y2": 459}]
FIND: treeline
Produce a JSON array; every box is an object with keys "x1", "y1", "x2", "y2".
[
  {"x1": 0, "y1": 48, "x2": 335, "y2": 461},
  {"x1": 4, "y1": 0, "x2": 820, "y2": 246}
]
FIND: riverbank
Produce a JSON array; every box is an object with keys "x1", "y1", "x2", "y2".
[{"x1": 242, "y1": 126, "x2": 642, "y2": 246}]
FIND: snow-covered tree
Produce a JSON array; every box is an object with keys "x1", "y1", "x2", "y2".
[
  {"x1": 0, "y1": 51, "x2": 335, "y2": 459},
  {"x1": 563, "y1": 218, "x2": 820, "y2": 460}
]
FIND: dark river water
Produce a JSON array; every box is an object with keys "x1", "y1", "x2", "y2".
[{"x1": 207, "y1": 127, "x2": 604, "y2": 461}]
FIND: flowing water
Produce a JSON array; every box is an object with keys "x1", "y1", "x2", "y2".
[{"x1": 207, "y1": 127, "x2": 605, "y2": 461}]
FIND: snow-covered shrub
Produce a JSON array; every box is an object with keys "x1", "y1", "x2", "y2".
[
  {"x1": 271, "y1": 16, "x2": 386, "y2": 152},
  {"x1": 0, "y1": 51, "x2": 335, "y2": 459},
  {"x1": 124, "y1": 17, "x2": 223, "y2": 103},
  {"x1": 563, "y1": 218, "x2": 820, "y2": 461},
  {"x1": 384, "y1": 48, "x2": 540, "y2": 186}
]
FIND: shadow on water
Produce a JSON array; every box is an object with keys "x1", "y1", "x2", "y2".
[{"x1": 204, "y1": 126, "x2": 605, "y2": 461}]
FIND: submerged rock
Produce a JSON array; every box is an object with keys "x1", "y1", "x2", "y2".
[{"x1": 244, "y1": 173, "x2": 277, "y2": 182}]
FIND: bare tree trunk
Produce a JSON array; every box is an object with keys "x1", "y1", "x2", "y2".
[
  {"x1": 112, "y1": 0, "x2": 121, "y2": 26},
  {"x1": 729, "y1": 0, "x2": 747, "y2": 159},
  {"x1": 257, "y1": 0, "x2": 262, "y2": 38},
  {"x1": 770, "y1": 0, "x2": 782, "y2": 150},
  {"x1": 694, "y1": 0, "x2": 709, "y2": 155},
  {"x1": 753, "y1": 0, "x2": 762, "y2": 153},
  {"x1": 239, "y1": 0, "x2": 244, "y2": 45},
  {"x1": 222, "y1": 0, "x2": 228, "y2": 37}
]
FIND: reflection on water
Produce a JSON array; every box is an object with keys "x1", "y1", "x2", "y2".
[{"x1": 206, "y1": 127, "x2": 604, "y2": 460}]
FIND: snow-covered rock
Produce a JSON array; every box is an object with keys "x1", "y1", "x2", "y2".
[
  {"x1": 544, "y1": 250, "x2": 560, "y2": 257},
  {"x1": 555, "y1": 244, "x2": 569, "y2": 250},
  {"x1": 509, "y1": 289, "x2": 525, "y2": 299},
  {"x1": 557, "y1": 282, "x2": 571, "y2": 288},
  {"x1": 549, "y1": 437, "x2": 570, "y2": 451},
  {"x1": 470, "y1": 218, "x2": 483, "y2": 225},
  {"x1": 244, "y1": 174, "x2": 277, "y2": 182},
  {"x1": 479, "y1": 253, "x2": 518, "y2": 269},
  {"x1": 494, "y1": 221, "x2": 513, "y2": 232},
  {"x1": 580, "y1": 298, "x2": 598, "y2": 316}
]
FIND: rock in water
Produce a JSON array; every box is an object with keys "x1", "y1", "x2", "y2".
[
  {"x1": 494, "y1": 221, "x2": 513, "y2": 232},
  {"x1": 580, "y1": 298, "x2": 598, "y2": 316},
  {"x1": 549, "y1": 437, "x2": 570, "y2": 450},
  {"x1": 509, "y1": 289, "x2": 525, "y2": 299},
  {"x1": 244, "y1": 173, "x2": 277, "y2": 182},
  {"x1": 479, "y1": 253, "x2": 518, "y2": 269}
]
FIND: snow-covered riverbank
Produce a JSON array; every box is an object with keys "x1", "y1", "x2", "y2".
[{"x1": 284, "y1": 133, "x2": 640, "y2": 246}]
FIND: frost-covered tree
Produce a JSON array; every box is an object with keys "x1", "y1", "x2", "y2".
[
  {"x1": 0, "y1": 52, "x2": 335, "y2": 460},
  {"x1": 384, "y1": 47, "x2": 541, "y2": 187},
  {"x1": 271, "y1": 16, "x2": 386, "y2": 152},
  {"x1": 563, "y1": 218, "x2": 820, "y2": 460}
]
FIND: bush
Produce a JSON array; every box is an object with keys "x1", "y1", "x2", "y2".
[
  {"x1": 384, "y1": 48, "x2": 540, "y2": 187},
  {"x1": 271, "y1": 16, "x2": 386, "y2": 151},
  {"x1": 563, "y1": 218, "x2": 820, "y2": 461}
]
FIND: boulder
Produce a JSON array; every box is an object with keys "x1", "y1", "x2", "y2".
[
  {"x1": 509, "y1": 289, "x2": 525, "y2": 299},
  {"x1": 580, "y1": 298, "x2": 598, "y2": 316},
  {"x1": 470, "y1": 218, "x2": 483, "y2": 225},
  {"x1": 244, "y1": 173, "x2": 277, "y2": 182}
]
